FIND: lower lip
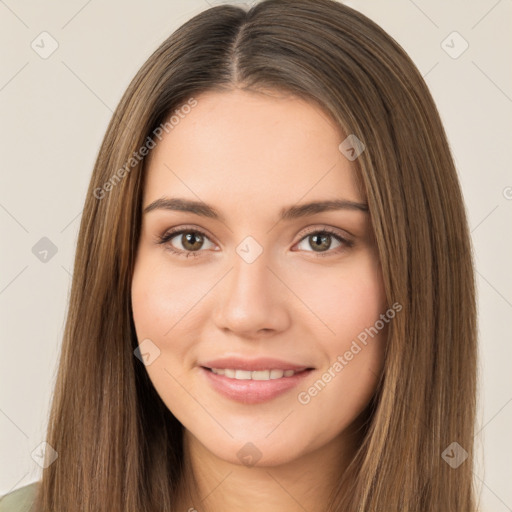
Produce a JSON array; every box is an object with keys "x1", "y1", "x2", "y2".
[{"x1": 200, "y1": 367, "x2": 314, "y2": 404}]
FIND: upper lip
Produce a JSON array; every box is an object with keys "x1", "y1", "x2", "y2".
[{"x1": 200, "y1": 357, "x2": 314, "y2": 372}]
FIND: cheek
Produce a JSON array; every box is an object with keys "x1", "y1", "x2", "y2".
[
  {"x1": 131, "y1": 251, "x2": 195, "y2": 341},
  {"x1": 131, "y1": 268, "x2": 166, "y2": 342},
  {"x1": 130, "y1": 252, "x2": 187, "y2": 392},
  {"x1": 294, "y1": 254, "x2": 387, "y2": 411},
  {"x1": 297, "y1": 252, "x2": 387, "y2": 345},
  {"x1": 130, "y1": 254, "x2": 196, "y2": 410}
]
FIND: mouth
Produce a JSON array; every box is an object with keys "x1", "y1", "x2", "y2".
[
  {"x1": 203, "y1": 367, "x2": 312, "y2": 380},
  {"x1": 199, "y1": 360, "x2": 315, "y2": 404}
]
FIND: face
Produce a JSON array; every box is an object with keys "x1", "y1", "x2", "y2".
[{"x1": 131, "y1": 88, "x2": 388, "y2": 467}]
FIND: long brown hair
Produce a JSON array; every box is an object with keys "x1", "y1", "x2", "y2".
[{"x1": 34, "y1": 0, "x2": 478, "y2": 510}]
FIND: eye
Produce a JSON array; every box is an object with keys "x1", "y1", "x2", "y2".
[
  {"x1": 156, "y1": 225, "x2": 353, "y2": 259},
  {"x1": 157, "y1": 227, "x2": 215, "y2": 258},
  {"x1": 295, "y1": 227, "x2": 353, "y2": 257}
]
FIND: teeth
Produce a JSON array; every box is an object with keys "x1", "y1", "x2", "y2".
[
  {"x1": 235, "y1": 370, "x2": 252, "y2": 380},
  {"x1": 253, "y1": 370, "x2": 270, "y2": 380},
  {"x1": 210, "y1": 368, "x2": 301, "y2": 380}
]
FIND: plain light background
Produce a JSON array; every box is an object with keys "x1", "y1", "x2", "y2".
[{"x1": 0, "y1": 0, "x2": 511, "y2": 509}]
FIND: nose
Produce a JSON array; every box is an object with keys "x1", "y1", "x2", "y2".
[{"x1": 212, "y1": 249, "x2": 290, "y2": 338}]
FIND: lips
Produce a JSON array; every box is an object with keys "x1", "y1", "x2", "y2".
[{"x1": 199, "y1": 356, "x2": 315, "y2": 404}]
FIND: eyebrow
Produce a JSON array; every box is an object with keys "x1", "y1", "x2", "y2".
[{"x1": 143, "y1": 197, "x2": 369, "y2": 221}]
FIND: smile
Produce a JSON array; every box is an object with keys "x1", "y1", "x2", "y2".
[
  {"x1": 209, "y1": 368, "x2": 302, "y2": 380},
  {"x1": 200, "y1": 366, "x2": 314, "y2": 404}
]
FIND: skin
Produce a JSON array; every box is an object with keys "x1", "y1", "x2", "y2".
[{"x1": 131, "y1": 88, "x2": 388, "y2": 512}]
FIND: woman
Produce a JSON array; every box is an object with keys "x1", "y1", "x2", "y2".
[{"x1": 1, "y1": 0, "x2": 478, "y2": 510}]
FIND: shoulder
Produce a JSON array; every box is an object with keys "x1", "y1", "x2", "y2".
[{"x1": 0, "y1": 482, "x2": 39, "y2": 512}]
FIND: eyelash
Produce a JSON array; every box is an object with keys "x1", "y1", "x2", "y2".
[{"x1": 156, "y1": 225, "x2": 354, "y2": 259}]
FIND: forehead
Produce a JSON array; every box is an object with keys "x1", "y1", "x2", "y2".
[{"x1": 143, "y1": 89, "x2": 364, "y2": 207}]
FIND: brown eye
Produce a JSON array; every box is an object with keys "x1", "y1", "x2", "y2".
[
  {"x1": 178, "y1": 231, "x2": 204, "y2": 251},
  {"x1": 295, "y1": 228, "x2": 353, "y2": 257},
  {"x1": 157, "y1": 228, "x2": 215, "y2": 258},
  {"x1": 306, "y1": 233, "x2": 335, "y2": 251}
]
